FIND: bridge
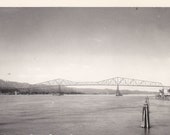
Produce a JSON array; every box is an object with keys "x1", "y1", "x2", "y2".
[{"x1": 36, "y1": 77, "x2": 165, "y2": 96}]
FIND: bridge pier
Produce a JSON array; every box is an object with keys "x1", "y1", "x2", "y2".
[
  {"x1": 116, "y1": 84, "x2": 122, "y2": 96},
  {"x1": 58, "y1": 85, "x2": 61, "y2": 93},
  {"x1": 58, "y1": 85, "x2": 64, "y2": 95}
]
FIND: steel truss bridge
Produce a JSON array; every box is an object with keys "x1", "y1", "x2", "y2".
[
  {"x1": 37, "y1": 77, "x2": 166, "y2": 95},
  {"x1": 38, "y1": 77, "x2": 163, "y2": 87}
]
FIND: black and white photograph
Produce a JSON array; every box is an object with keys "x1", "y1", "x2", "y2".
[{"x1": 0, "y1": 5, "x2": 170, "y2": 135}]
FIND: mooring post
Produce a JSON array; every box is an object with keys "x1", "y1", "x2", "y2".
[{"x1": 141, "y1": 97, "x2": 150, "y2": 128}]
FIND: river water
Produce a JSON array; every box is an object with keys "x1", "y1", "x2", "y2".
[{"x1": 0, "y1": 95, "x2": 170, "y2": 135}]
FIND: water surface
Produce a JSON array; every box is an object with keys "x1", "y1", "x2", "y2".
[{"x1": 0, "y1": 95, "x2": 170, "y2": 135}]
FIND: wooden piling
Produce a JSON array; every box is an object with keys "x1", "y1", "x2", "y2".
[{"x1": 141, "y1": 97, "x2": 150, "y2": 128}]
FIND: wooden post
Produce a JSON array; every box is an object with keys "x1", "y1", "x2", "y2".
[{"x1": 141, "y1": 97, "x2": 150, "y2": 128}]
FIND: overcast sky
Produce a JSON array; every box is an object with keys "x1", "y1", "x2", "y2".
[{"x1": 0, "y1": 7, "x2": 170, "y2": 85}]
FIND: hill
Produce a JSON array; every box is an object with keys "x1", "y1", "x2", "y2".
[{"x1": 0, "y1": 79, "x2": 157, "y2": 95}]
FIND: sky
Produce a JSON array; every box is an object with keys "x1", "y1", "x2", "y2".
[{"x1": 0, "y1": 7, "x2": 170, "y2": 85}]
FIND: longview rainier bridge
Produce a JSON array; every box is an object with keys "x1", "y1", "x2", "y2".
[{"x1": 36, "y1": 77, "x2": 168, "y2": 96}]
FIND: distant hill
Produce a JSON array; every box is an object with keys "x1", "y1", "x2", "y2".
[
  {"x1": 0, "y1": 79, "x2": 30, "y2": 88},
  {"x1": 0, "y1": 79, "x2": 158, "y2": 95},
  {"x1": 64, "y1": 87, "x2": 157, "y2": 95}
]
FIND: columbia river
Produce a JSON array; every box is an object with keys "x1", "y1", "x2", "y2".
[{"x1": 0, "y1": 95, "x2": 170, "y2": 135}]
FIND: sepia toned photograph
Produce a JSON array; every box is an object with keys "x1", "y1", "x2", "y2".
[{"x1": 0, "y1": 7, "x2": 170, "y2": 135}]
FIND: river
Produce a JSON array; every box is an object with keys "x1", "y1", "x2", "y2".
[{"x1": 0, "y1": 95, "x2": 170, "y2": 135}]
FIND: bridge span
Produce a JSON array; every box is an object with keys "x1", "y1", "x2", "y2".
[{"x1": 36, "y1": 77, "x2": 165, "y2": 96}]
